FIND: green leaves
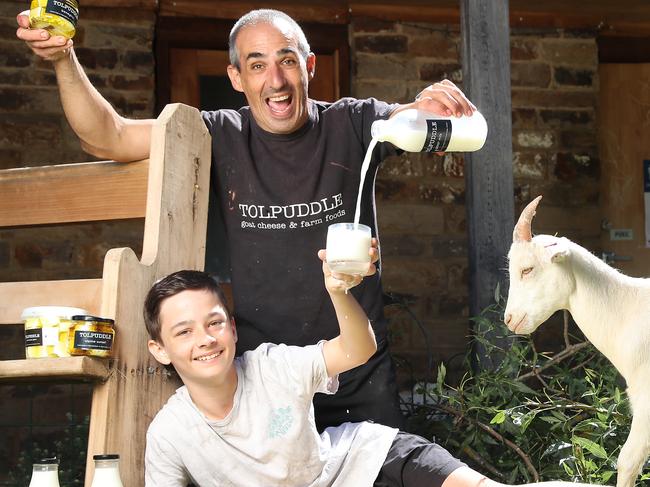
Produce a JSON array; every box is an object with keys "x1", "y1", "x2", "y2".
[{"x1": 572, "y1": 436, "x2": 608, "y2": 460}]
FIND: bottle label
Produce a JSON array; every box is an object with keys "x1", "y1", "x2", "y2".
[
  {"x1": 74, "y1": 330, "x2": 113, "y2": 351},
  {"x1": 423, "y1": 119, "x2": 452, "y2": 152},
  {"x1": 45, "y1": 0, "x2": 79, "y2": 26}
]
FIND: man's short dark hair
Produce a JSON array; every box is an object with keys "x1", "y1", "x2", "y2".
[
  {"x1": 143, "y1": 270, "x2": 229, "y2": 343},
  {"x1": 228, "y1": 9, "x2": 311, "y2": 70}
]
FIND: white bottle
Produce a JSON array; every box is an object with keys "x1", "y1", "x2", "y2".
[
  {"x1": 371, "y1": 108, "x2": 488, "y2": 152},
  {"x1": 28, "y1": 458, "x2": 60, "y2": 487},
  {"x1": 90, "y1": 454, "x2": 124, "y2": 487}
]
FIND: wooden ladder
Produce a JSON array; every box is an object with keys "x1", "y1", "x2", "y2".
[{"x1": 0, "y1": 104, "x2": 211, "y2": 485}]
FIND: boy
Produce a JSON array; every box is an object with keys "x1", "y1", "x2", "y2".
[{"x1": 143, "y1": 255, "x2": 604, "y2": 487}]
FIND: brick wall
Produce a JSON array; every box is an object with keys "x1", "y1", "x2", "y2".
[
  {"x1": 0, "y1": 6, "x2": 155, "y2": 477},
  {"x1": 0, "y1": 1, "x2": 155, "y2": 286},
  {"x1": 0, "y1": 9, "x2": 600, "y2": 381},
  {"x1": 351, "y1": 19, "x2": 599, "y2": 384}
]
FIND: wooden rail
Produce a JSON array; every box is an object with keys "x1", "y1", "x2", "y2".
[{"x1": 0, "y1": 159, "x2": 148, "y2": 227}]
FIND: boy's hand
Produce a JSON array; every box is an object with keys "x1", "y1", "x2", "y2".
[
  {"x1": 16, "y1": 10, "x2": 73, "y2": 62},
  {"x1": 318, "y1": 238, "x2": 379, "y2": 294}
]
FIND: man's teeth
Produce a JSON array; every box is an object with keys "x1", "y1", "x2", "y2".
[
  {"x1": 269, "y1": 94, "x2": 290, "y2": 102},
  {"x1": 195, "y1": 351, "x2": 222, "y2": 361}
]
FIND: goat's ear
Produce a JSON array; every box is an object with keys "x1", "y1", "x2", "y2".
[{"x1": 545, "y1": 238, "x2": 571, "y2": 263}]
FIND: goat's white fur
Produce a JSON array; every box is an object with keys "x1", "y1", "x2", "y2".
[{"x1": 505, "y1": 196, "x2": 650, "y2": 487}]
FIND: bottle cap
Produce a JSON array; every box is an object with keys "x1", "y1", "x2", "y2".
[
  {"x1": 72, "y1": 315, "x2": 115, "y2": 326},
  {"x1": 35, "y1": 457, "x2": 59, "y2": 465},
  {"x1": 370, "y1": 119, "x2": 387, "y2": 140},
  {"x1": 93, "y1": 454, "x2": 120, "y2": 460},
  {"x1": 21, "y1": 306, "x2": 88, "y2": 321}
]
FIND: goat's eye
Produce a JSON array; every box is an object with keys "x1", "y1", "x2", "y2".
[{"x1": 521, "y1": 267, "x2": 534, "y2": 278}]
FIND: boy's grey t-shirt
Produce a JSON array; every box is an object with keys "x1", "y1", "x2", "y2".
[{"x1": 145, "y1": 343, "x2": 398, "y2": 486}]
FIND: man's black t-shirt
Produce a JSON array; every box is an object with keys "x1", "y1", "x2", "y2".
[
  {"x1": 202, "y1": 98, "x2": 397, "y2": 351},
  {"x1": 202, "y1": 98, "x2": 405, "y2": 430}
]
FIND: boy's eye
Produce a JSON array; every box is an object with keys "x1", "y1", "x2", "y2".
[
  {"x1": 175, "y1": 329, "x2": 191, "y2": 337},
  {"x1": 209, "y1": 320, "x2": 225, "y2": 328}
]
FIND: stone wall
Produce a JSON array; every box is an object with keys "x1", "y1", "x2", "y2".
[{"x1": 350, "y1": 18, "x2": 599, "y2": 384}]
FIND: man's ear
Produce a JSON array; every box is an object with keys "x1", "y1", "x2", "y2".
[
  {"x1": 148, "y1": 339, "x2": 171, "y2": 365},
  {"x1": 306, "y1": 52, "x2": 316, "y2": 81},
  {"x1": 227, "y1": 64, "x2": 244, "y2": 93}
]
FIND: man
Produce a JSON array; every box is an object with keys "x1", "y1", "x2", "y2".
[{"x1": 16, "y1": 8, "x2": 476, "y2": 431}]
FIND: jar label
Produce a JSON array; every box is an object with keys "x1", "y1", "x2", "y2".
[
  {"x1": 74, "y1": 330, "x2": 113, "y2": 351},
  {"x1": 24, "y1": 327, "x2": 57, "y2": 347},
  {"x1": 423, "y1": 119, "x2": 452, "y2": 152},
  {"x1": 25, "y1": 328, "x2": 43, "y2": 347},
  {"x1": 45, "y1": 0, "x2": 79, "y2": 26}
]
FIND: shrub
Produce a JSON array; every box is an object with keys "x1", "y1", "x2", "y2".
[{"x1": 401, "y1": 296, "x2": 649, "y2": 485}]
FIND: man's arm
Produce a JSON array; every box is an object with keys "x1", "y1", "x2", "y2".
[
  {"x1": 318, "y1": 244, "x2": 378, "y2": 377},
  {"x1": 16, "y1": 11, "x2": 153, "y2": 162}
]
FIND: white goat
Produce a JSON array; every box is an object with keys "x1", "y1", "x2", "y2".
[{"x1": 504, "y1": 195, "x2": 650, "y2": 487}]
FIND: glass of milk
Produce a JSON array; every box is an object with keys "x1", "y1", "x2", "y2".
[{"x1": 326, "y1": 223, "x2": 372, "y2": 275}]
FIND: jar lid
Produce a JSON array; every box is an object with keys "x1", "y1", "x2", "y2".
[
  {"x1": 71, "y1": 315, "x2": 115, "y2": 326},
  {"x1": 35, "y1": 457, "x2": 59, "y2": 465},
  {"x1": 21, "y1": 306, "x2": 88, "y2": 321},
  {"x1": 93, "y1": 454, "x2": 119, "y2": 460}
]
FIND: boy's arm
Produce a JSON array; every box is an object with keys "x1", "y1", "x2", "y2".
[
  {"x1": 16, "y1": 11, "x2": 154, "y2": 162},
  {"x1": 318, "y1": 247, "x2": 378, "y2": 378}
]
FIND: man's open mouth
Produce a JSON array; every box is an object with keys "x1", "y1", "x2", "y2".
[{"x1": 266, "y1": 93, "x2": 293, "y2": 115}]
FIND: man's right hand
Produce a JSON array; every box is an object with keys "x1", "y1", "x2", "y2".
[{"x1": 16, "y1": 10, "x2": 73, "y2": 62}]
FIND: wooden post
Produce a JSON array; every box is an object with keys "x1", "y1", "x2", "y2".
[
  {"x1": 84, "y1": 104, "x2": 211, "y2": 485},
  {"x1": 459, "y1": 0, "x2": 515, "y2": 368}
]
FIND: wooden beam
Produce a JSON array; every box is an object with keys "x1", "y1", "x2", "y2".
[
  {"x1": 598, "y1": 35, "x2": 650, "y2": 63},
  {"x1": 159, "y1": 0, "x2": 350, "y2": 23},
  {"x1": 85, "y1": 0, "x2": 157, "y2": 9},
  {"x1": 460, "y1": 0, "x2": 515, "y2": 369},
  {"x1": 0, "y1": 279, "x2": 103, "y2": 324},
  {"x1": 0, "y1": 357, "x2": 110, "y2": 382},
  {"x1": 0, "y1": 160, "x2": 148, "y2": 227}
]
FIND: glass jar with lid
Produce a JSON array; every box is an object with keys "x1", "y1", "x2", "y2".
[
  {"x1": 29, "y1": 0, "x2": 79, "y2": 39},
  {"x1": 68, "y1": 315, "x2": 115, "y2": 358},
  {"x1": 22, "y1": 306, "x2": 87, "y2": 358}
]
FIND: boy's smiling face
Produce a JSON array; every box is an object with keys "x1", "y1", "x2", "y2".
[{"x1": 148, "y1": 289, "x2": 238, "y2": 387}]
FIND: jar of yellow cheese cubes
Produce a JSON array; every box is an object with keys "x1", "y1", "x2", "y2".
[
  {"x1": 29, "y1": 0, "x2": 79, "y2": 39},
  {"x1": 68, "y1": 315, "x2": 115, "y2": 358},
  {"x1": 22, "y1": 306, "x2": 87, "y2": 358}
]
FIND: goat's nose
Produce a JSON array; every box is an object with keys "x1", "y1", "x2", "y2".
[{"x1": 504, "y1": 313, "x2": 512, "y2": 326}]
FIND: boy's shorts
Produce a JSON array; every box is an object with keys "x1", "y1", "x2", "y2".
[{"x1": 374, "y1": 431, "x2": 467, "y2": 487}]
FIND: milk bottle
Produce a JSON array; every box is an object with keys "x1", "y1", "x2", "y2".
[
  {"x1": 90, "y1": 454, "x2": 124, "y2": 487},
  {"x1": 370, "y1": 108, "x2": 488, "y2": 152},
  {"x1": 28, "y1": 458, "x2": 60, "y2": 487}
]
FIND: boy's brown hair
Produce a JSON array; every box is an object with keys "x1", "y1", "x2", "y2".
[{"x1": 143, "y1": 270, "x2": 230, "y2": 343}]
